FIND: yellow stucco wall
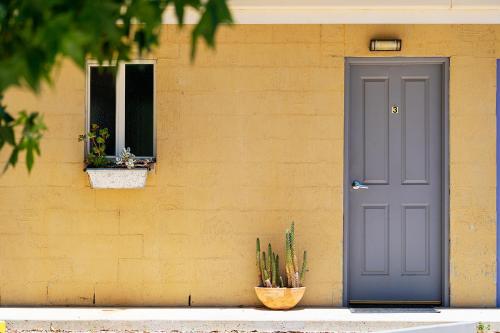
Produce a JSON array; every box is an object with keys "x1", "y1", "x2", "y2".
[{"x1": 0, "y1": 25, "x2": 496, "y2": 307}]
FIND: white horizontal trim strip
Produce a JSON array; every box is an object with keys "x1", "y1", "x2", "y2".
[
  {"x1": 228, "y1": 0, "x2": 500, "y2": 9},
  {"x1": 228, "y1": 0, "x2": 452, "y2": 8},
  {"x1": 163, "y1": 7, "x2": 500, "y2": 24}
]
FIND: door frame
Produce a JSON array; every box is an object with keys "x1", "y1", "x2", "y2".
[{"x1": 342, "y1": 57, "x2": 450, "y2": 306}]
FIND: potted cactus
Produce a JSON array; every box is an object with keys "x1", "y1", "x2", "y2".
[{"x1": 255, "y1": 222, "x2": 307, "y2": 310}]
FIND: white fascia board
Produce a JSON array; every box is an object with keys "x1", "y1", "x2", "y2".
[
  {"x1": 228, "y1": 0, "x2": 500, "y2": 9},
  {"x1": 228, "y1": 0, "x2": 452, "y2": 8},
  {"x1": 162, "y1": 6, "x2": 500, "y2": 24},
  {"x1": 452, "y1": 0, "x2": 500, "y2": 9}
]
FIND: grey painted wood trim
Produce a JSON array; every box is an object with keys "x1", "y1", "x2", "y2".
[
  {"x1": 343, "y1": 57, "x2": 450, "y2": 307},
  {"x1": 442, "y1": 58, "x2": 450, "y2": 307},
  {"x1": 343, "y1": 60, "x2": 351, "y2": 306}
]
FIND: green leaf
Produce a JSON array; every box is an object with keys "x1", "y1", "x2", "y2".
[
  {"x1": 0, "y1": 107, "x2": 14, "y2": 123},
  {"x1": 0, "y1": 126, "x2": 15, "y2": 145},
  {"x1": 4, "y1": 148, "x2": 19, "y2": 173},
  {"x1": 191, "y1": 0, "x2": 233, "y2": 60},
  {"x1": 33, "y1": 142, "x2": 41, "y2": 155},
  {"x1": 26, "y1": 146, "x2": 34, "y2": 172},
  {"x1": 0, "y1": 0, "x2": 232, "y2": 172},
  {"x1": 174, "y1": 1, "x2": 186, "y2": 24}
]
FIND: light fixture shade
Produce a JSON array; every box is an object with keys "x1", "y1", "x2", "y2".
[{"x1": 370, "y1": 39, "x2": 402, "y2": 51}]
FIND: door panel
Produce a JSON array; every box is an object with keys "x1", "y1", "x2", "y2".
[
  {"x1": 347, "y1": 62, "x2": 443, "y2": 304},
  {"x1": 362, "y1": 204, "x2": 389, "y2": 275},
  {"x1": 402, "y1": 78, "x2": 429, "y2": 184},
  {"x1": 402, "y1": 204, "x2": 429, "y2": 275},
  {"x1": 363, "y1": 78, "x2": 389, "y2": 184}
]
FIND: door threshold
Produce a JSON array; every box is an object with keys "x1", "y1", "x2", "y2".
[
  {"x1": 349, "y1": 300, "x2": 442, "y2": 307},
  {"x1": 350, "y1": 300, "x2": 441, "y2": 304},
  {"x1": 349, "y1": 307, "x2": 441, "y2": 313}
]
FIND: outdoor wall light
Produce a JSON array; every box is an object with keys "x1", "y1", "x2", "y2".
[{"x1": 370, "y1": 39, "x2": 402, "y2": 51}]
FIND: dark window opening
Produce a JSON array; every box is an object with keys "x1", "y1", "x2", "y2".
[
  {"x1": 125, "y1": 64, "x2": 154, "y2": 157},
  {"x1": 89, "y1": 66, "x2": 116, "y2": 156}
]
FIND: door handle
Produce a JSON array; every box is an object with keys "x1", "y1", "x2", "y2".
[{"x1": 352, "y1": 180, "x2": 368, "y2": 190}]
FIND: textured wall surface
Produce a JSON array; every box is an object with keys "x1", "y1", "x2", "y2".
[{"x1": 0, "y1": 25, "x2": 496, "y2": 307}]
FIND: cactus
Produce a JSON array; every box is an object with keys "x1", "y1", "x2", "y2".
[
  {"x1": 255, "y1": 222, "x2": 307, "y2": 288},
  {"x1": 261, "y1": 251, "x2": 272, "y2": 287},
  {"x1": 267, "y1": 243, "x2": 272, "y2": 273},
  {"x1": 290, "y1": 222, "x2": 299, "y2": 273},
  {"x1": 285, "y1": 222, "x2": 305, "y2": 287},
  {"x1": 285, "y1": 229, "x2": 293, "y2": 287},
  {"x1": 261, "y1": 251, "x2": 267, "y2": 278},
  {"x1": 256, "y1": 238, "x2": 262, "y2": 286},
  {"x1": 300, "y1": 250, "x2": 308, "y2": 286},
  {"x1": 271, "y1": 252, "x2": 276, "y2": 287},
  {"x1": 288, "y1": 223, "x2": 299, "y2": 287},
  {"x1": 274, "y1": 254, "x2": 279, "y2": 288},
  {"x1": 277, "y1": 255, "x2": 280, "y2": 286},
  {"x1": 285, "y1": 226, "x2": 299, "y2": 287}
]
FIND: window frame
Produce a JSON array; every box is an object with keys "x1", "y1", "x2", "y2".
[{"x1": 85, "y1": 59, "x2": 157, "y2": 160}]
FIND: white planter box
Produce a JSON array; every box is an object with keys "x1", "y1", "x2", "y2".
[{"x1": 86, "y1": 168, "x2": 148, "y2": 189}]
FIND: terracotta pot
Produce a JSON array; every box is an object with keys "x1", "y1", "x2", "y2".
[{"x1": 254, "y1": 287, "x2": 306, "y2": 310}]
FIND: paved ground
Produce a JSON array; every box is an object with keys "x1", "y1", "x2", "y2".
[{"x1": 1, "y1": 307, "x2": 499, "y2": 332}]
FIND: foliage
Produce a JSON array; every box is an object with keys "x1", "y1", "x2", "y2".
[
  {"x1": 477, "y1": 322, "x2": 491, "y2": 333},
  {"x1": 0, "y1": 97, "x2": 46, "y2": 172},
  {"x1": 79, "y1": 126, "x2": 154, "y2": 169},
  {"x1": 0, "y1": 0, "x2": 232, "y2": 172},
  {"x1": 78, "y1": 124, "x2": 110, "y2": 168},
  {"x1": 256, "y1": 222, "x2": 308, "y2": 288}
]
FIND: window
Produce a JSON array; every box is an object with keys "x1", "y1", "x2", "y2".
[{"x1": 86, "y1": 61, "x2": 155, "y2": 158}]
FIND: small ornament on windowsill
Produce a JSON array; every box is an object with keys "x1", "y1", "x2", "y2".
[{"x1": 115, "y1": 147, "x2": 152, "y2": 169}]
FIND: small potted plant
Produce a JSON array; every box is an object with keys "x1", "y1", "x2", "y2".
[
  {"x1": 79, "y1": 124, "x2": 152, "y2": 189},
  {"x1": 477, "y1": 322, "x2": 491, "y2": 333},
  {"x1": 255, "y1": 222, "x2": 307, "y2": 310}
]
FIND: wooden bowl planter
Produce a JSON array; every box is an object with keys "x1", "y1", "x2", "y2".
[
  {"x1": 255, "y1": 287, "x2": 306, "y2": 310},
  {"x1": 86, "y1": 168, "x2": 149, "y2": 189},
  {"x1": 255, "y1": 222, "x2": 308, "y2": 310}
]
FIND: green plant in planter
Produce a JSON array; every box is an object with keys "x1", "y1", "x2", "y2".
[
  {"x1": 256, "y1": 222, "x2": 308, "y2": 288},
  {"x1": 78, "y1": 124, "x2": 109, "y2": 168},
  {"x1": 477, "y1": 322, "x2": 491, "y2": 333}
]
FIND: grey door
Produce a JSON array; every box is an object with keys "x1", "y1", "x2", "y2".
[{"x1": 347, "y1": 61, "x2": 443, "y2": 304}]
